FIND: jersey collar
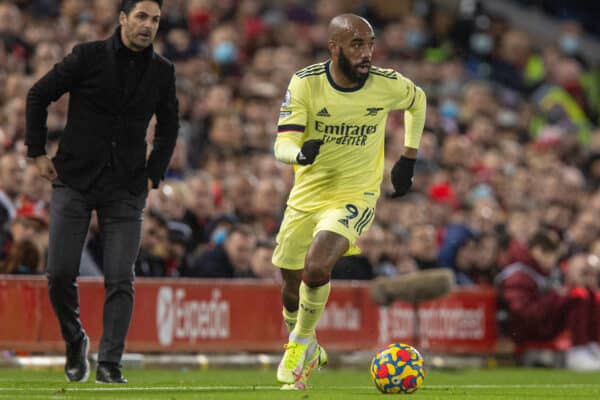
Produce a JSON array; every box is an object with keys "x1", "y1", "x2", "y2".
[{"x1": 325, "y1": 60, "x2": 367, "y2": 93}]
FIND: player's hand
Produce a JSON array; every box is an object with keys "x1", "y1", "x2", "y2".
[
  {"x1": 33, "y1": 155, "x2": 58, "y2": 181},
  {"x1": 296, "y1": 139, "x2": 324, "y2": 165},
  {"x1": 390, "y1": 156, "x2": 416, "y2": 198}
]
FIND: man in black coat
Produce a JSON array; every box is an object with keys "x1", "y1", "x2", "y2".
[{"x1": 25, "y1": 0, "x2": 178, "y2": 384}]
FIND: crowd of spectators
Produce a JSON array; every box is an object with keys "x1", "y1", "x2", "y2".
[{"x1": 0, "y1": 0, "x2": 599, "y2": 300}]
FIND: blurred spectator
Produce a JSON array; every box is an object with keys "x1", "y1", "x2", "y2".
[
  {"x1": 332, "y1": 223, "x2": 384, "y2": 280},
  {"x1": 182, "y1": 170, "x2": 216, "y2": 252},
  {"x1": 438, "y1": 223, "x2": 480, "y2": 285},
  {"x1": 135, "y1": 209, "x2": 169, "y2": 278},
  {"x1": 497, "y1": 230, "x2": 600, "y2": 371},
  {"x1": 0, "y1": 153, "x2": 25, "y2": 229},
  {"x1": 563, "y1": 210, "x2": 599, "y2": 256},
  {"x1": 531, "y1": 56, "x2": 593, "y2": 144},
  {"x1": 490, "y1": 30, "x2": 542, "y2": 95},
  {"x1": 185, "y1": 224, "x2": 257, "y2": 278},
  {"x1": 471, "y1": 233, "x2": 501, "y2": 286},
  {"x1": 251, "y1": 178, "x2": 285, "y2": 239},
  {"x1": 222, "y1": 172, "x2": 258, "y2": 223},
  {"x1": 250, "y1": 239, "x2": 280, "y2": 282},
  {"x1": 0, "y1": 201, "x2": 48, "y2": 274},
  {"x1": 408, "y1": 223, "x2": 439, "y2": 270},
  {"x1": 166, "y1": 220, "x2": 193, "y2": 276}
]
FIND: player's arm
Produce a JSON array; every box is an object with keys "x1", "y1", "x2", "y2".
[
  {"x1": 390, "y1": 76, "x2": 427, "y2": 198},
  {"x1": 274, "y1": 75, "x2": 323, "y2": 165},
  {"x1": 275, "y1": 135, "x2": 323, "y2": 165}
]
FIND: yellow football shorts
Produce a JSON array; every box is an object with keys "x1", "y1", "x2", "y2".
[{"x1": 272, "y1": 201, "x2": 376, "y2": 270}]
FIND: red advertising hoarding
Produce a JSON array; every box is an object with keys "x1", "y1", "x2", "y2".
[{"x1": 0, "y1": 276, "x2": 497, "y2": 353}]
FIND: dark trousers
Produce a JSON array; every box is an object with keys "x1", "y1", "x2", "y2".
[{"x1": 46, "y1": 178, "x2": 146, "y2": 364}]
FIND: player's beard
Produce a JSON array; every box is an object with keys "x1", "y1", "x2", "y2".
[{"x1": 338, "y1": 48, "x2": 369, "y2": 84}]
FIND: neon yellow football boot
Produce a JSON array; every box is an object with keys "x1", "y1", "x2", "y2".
[
  {"x1": 276, "y1": 340, "x2": 308, "y2": 385},
  {"x1": 280, "y1": 340, "x2": 328, "y2": 390}
]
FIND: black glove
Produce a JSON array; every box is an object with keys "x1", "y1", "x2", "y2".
[
  {"x1": 297, "y1": 139, "x2": 324, "y2": 165},
  {"x1": 390, "y1": 156, "x2": 416, "y2": 198}
]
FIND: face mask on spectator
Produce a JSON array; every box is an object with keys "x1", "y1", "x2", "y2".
[
  {"x1": 212, "y1": 227, "x2": 228, "y2": 245},
  {"x1": 470, "y1": 33, "x2": 493, "y2": 55},
  {"x1": 559, "y1": 34, "x2": 580, "y2": 55},
  {"x1": 213, "y1": 41, "x2": 237, "y2": 64},
  {"x1": 440, "y1": 100, "x2": 459, "y2": 119},
  {"x1": 406, "y1": 30, "x2": 426, "y2": 50}
]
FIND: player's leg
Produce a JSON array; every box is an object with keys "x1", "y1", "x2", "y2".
[
  {"x1": 295, "y1": 231, "x2": 348, "y2": 336},
  {"x1": 273, "y1": 206, "x2": 314, "y2": 334},
  {"x1": 46, "y1": 181, "x2": 93, "y2": 382},
  {"x1": 281, "y1": 268, "x2": 302, "y2": 333},
  {"x1": 272, "y1": 207, "x2": 316, "y2": 385},
  {"x1": 293, "y1": 201, "x2": 375, "y2": 344},
  {"x1": 278, "y1": 231, "x2": 348, "y2": 385},
  {"x1": 279, "y1": 267, "x2": 328, "y2": 390},
  {"x1": 278, "y1": 201, "x2": 375, "y2": 387}
]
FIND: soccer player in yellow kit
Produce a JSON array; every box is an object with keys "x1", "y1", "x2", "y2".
[{"x1": 272, "y1": 14, "x2": 426, "y2": 389}]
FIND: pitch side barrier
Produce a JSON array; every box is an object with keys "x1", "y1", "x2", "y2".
[{"x1": 1, "y1": 276, "x2": 501, "y2": 353}]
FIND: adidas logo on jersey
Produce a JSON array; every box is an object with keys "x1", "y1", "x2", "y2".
[
  {"x1": 337, "y1": 218, "x2": 349, "y2": 227},
  {"x1": 317, "y1": 107, "x2": 331, "y2": 117}
]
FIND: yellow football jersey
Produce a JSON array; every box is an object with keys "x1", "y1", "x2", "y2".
[{"x1": 277, "y1": 60, "x2": 419, "y2": 212}]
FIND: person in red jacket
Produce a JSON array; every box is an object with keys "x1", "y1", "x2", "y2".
[{"x1": 497, "y1": 229, "x2": 600, "y2": 370}]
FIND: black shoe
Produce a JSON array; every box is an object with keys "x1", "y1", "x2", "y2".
[
  {"x1": 65, "y1": 334, "x2": 90, "y2": 382},
  {"x1": 96, "y1": 363, "x2": 128, "y2": 384}
]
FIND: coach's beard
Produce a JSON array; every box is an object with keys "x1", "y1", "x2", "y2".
[{"x1": 338, "y1": 48, "x2": 370, "y2": 84}]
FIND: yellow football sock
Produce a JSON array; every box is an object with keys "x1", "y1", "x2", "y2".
[
  {"x1": 292, "y1": 281, "x2": 331, "y2": 340},
  {"x1": 282, "y1": 307, "x2": 297, "y2": 334}
]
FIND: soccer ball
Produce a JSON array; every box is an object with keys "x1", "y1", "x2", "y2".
[{"x1": 370, "y1": 343, "x2": 425, "y2": 394}]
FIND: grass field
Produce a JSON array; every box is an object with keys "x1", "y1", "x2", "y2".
[{"x1": 1, "y1": 367, "x2": 600, "y2": 399}]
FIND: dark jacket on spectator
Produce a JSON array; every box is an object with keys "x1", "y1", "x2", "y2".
[
  {"x1": 186, "y1": 244, "x2": 236, "y2": 278},
  {"x1": 332, "y1": 255, "x2": 375, "y2": 280}
]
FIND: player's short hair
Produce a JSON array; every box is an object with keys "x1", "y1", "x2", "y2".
[{"x1": 120, "y1": 0, "x2": 163, "y2": 15}]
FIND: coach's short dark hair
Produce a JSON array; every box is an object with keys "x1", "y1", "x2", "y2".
[{"x1": 120, "y1": 0, "x2": 163, "y2": 15}]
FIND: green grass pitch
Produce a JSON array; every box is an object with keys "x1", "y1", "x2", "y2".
[{"x1": 0, "y1": 367, "x2": 599, "y2": 399}]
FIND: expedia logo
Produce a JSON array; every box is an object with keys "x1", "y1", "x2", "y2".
[
  {"x1": 156, "y1": 287, "x2": 175, "y2": 346},
  {"x1": 156, "y1": 286, "x2": 230, "y2": 346}
]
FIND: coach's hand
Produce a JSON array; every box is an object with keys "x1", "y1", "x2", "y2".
[
  {"x1": 33, "y1": 155, "x2": 58, "y2": 181},
  {"x1": 390, "y1": 156, "x2": 416, "y2": 198},
  {"x1": 297, "y1": 139, "x2": 324, "y2": 165}
]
